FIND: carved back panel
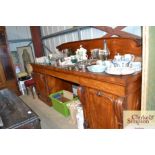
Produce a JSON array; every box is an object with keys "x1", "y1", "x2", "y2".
[{"x1": 57, "y1": 37, "x2": 142, "y2": 59}]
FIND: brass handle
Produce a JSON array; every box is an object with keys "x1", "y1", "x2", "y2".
[
  {"x1": 96, "y1": 90, "x2": 114, "y2": 102},
  {"x1": 96, "y1": 91, "x2": 103, "y2": 96}
]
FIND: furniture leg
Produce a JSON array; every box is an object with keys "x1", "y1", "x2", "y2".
[
  {"x1": 30, "y1": 86, "x2": 35, "y2": 99},
  {"x1": 26, "y1": 86, "x2": 28, "y2": 95}
]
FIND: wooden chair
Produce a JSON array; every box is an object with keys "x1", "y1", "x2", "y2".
[
  {"x1": 24, "y1": 79, "x2": 36, "y2": 98},
  {"x1": 24, "y1": 64, "x2": 36, "y2": 99}
]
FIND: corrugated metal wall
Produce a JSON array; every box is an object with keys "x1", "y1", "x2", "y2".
[
  {"x1": 41, "y1": 26, "x2": 141, "y2": 56},
  {"x1": 6, "y1": 26, "x2": 32, "y2": 51},
  {"x1": 6, "y1": 26, "x2": 31, "y2": 39},
  {"x1": 6, "y1": 26, "x2": 142, "y2": 56},
  {"x1": 41, "y1": 26, "x2": 78, "y2": 55},
  {"x1": 41, "y1": 26, "x2": 73, "y2": 36},
  {"x1": 41, "y1": 26, "x2": 107, "y2": 55}
]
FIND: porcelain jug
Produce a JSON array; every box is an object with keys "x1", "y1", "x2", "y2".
[{"x1": 124, "y1": 54, "x2": 135, "y2": 62}]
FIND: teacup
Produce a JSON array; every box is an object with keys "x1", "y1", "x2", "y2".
[
  {"x1": 114, "y1": 53, "x2": 122, "y2": 61},
  {"x1": 129, "y1": 62, "x2": 141, "y2": 71},
  {"x1": 124, "y1": 54, "x2": 135, "y2": 62},
  {"x1": 114, "y1": 61, "x2": 130, "y2": 67}
]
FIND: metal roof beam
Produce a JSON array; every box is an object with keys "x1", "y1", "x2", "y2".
[{"x1": 41, "y1": 26, "x2": 92, "y2": 40}]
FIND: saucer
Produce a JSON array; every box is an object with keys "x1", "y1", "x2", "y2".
[
  {"x1": 105, "y1": 67, "x2": 135, "y2": 75},
  {"x1": 129, "y1": 62, "x2": 141, "y2": 71}
]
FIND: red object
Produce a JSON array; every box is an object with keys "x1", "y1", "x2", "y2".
[
  {"x1": 24, "y1": 79, "x2": 35, "y2": 87},
  {"x1": 24, "y1": 79, "x2": 36, "y2": 99}
]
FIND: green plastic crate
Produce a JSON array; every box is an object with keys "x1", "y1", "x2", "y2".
[{"x1": 49, "y1": 90, "x2": 78, "y2": 117}]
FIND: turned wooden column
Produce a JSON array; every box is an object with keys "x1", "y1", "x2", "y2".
[{"x1": 30, "y1": 26, "x2": 44, "y2": 58}]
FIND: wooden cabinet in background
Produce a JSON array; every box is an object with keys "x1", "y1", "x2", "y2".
[
  {"x1": 0, "y1": 60, "x2": 6, "y2": 88},
  {"x1": 0, "y1": 26, "x2": 20, "y2": 95},
  {"x1": 0, "y1": 27, "x2": 6, "y2": 46}
]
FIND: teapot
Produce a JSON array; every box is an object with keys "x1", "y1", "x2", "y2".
[{"x1": 76, "y1": 45, "x2": 88, "y2": 61}]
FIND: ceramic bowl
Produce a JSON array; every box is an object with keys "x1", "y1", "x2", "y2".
[{"x1": 87, "y1": 65, "x2": 106, "y2": 72}]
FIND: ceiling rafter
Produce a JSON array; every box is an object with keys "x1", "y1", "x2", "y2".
[
  {"x1": 103, "y1": 26, "x2": 126, "y2": 37},
  {"x1": 93, "y1": 26, "x2": 141, "y2": 40}
]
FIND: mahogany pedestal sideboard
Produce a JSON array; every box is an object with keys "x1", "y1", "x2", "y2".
[
  {"x1": 0, "y1": 88, "x2": 41, "y2": 129},
  {"x1": 32, "y1": 64, "x2": 141, "y2": 129},
  {"x1": 31, "y1": 37, "x2": 142, "y2": 129}
]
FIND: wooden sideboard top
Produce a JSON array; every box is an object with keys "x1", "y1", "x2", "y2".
[{"x1": 32, "y1": 63, "x2": 141, "y2": 86}]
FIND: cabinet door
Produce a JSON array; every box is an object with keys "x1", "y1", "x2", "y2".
[
  {"x1": 32, "y1": 72, "x2": 48, "y2": 103},
  {"x1": 0, "y1": 27, "x2": 19, "y2": 95},
  {"x1": 46, "y1": 75, "x2": 72, "y2": 95},
  {"x1": 0, "y1": 60, "x2": 6, "y2": 88},
  {"x1": 0, "y1": 27, "x2": 6, "y2": 45},
  {"x1": 0, "y1": 30, "x2": 15, "y2": 80},
  {"x1": 83, "y1": 87, "x2": 120, "y2": 129},
  {"x1": 46, "y1": 76, "x2": 57, "y2": 94}
]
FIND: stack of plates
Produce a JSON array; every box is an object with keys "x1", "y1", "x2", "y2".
[{"x1": 105, "y1": 67, "x2": 135, "y2": 75}]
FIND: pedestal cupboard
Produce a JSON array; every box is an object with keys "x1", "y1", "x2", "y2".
[{"x1": 32, "y1": 63, "x2": 141, "y2": 129}]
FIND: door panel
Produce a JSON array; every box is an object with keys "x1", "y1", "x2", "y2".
[
  {"x1": 32, "y1": 72, "x2": 48, "y2": 103},
  {"x1": 83, "y1": 87, "x2": 119, "y2": 129},
  {"x1": 0, "y1": 60, "x2": 6, "y2": 88}
]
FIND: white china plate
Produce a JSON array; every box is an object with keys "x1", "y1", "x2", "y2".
[{"x1": 105, "y1": 67, "x2": 135, "y2": 75}]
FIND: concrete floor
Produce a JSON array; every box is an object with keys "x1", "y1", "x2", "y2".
[{"x1": 20, "y1": 93, "x2": 77, "y2": 129}]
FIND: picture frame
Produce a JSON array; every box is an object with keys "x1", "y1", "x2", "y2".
[{"x1": 17, "y1": 46, "x2": 35, "y2": 72}]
